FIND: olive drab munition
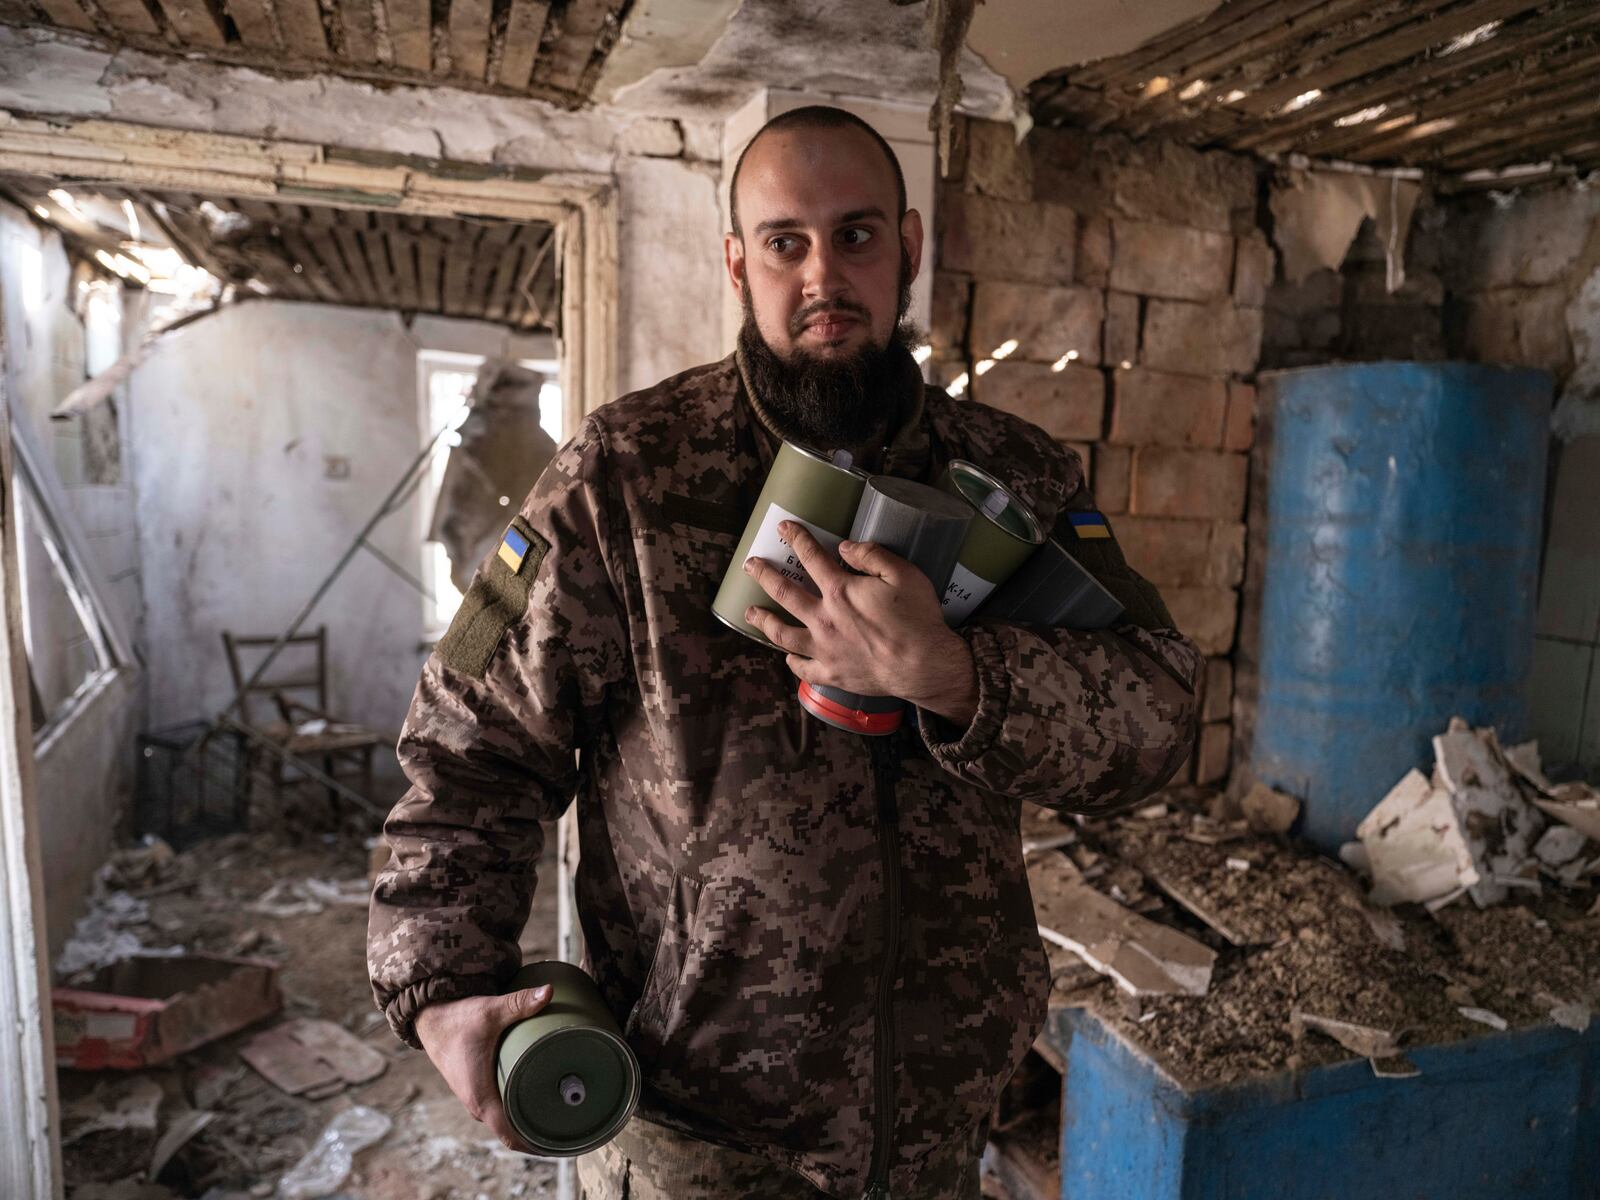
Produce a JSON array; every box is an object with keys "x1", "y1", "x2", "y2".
[
  {"x1": 496, "y1": 960, "x2": 640, "y2": 1156},
  {"x1": 936, "y1": 459, "x2": 1047, "y2": 626},
  {"x1": 980, "y1": 536, "x2": 1126, "y2": 629},
  {"x1": 797, "y1": 476, "x2": 973, "y2": 736},
  {"x1": 712, "y1": 439, "x2": 868, "y2": 644}
]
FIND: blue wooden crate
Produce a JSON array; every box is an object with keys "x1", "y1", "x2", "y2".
[{"x1": 1048, "y1": 1006, "x2": 1600, "y2": 1200}]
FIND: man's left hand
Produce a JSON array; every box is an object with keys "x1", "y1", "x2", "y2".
[{"x1": 743, "y1": 521, "x2": 978, "y2": 727}]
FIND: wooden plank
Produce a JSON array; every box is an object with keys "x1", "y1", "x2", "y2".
[
  {"x1": 92, "y1": 0, "x2": 163, "y2": 37},
  {"x1": 331, "y1": 224, "x2": 380, "y2": 304},
  {"x1": 336, "y1": 0, "x2": 378, "y2": 63},
  {"x1": 384, "y1": 0, "x2": 431, "y2": 71},
  {"x1": 442, "y1": 224, "x2": 484, "y2": 316},
  {"x1": 1233, "y1": 8, "x2": 1600, "y2": 152},
  {"x1": 448, "y1": 0, "x2": 492, "y2": 80},
  {"x1": 1437, "y1": 95, "x2": 1600, "y2": 170},
  {"x1": 30, "y1": 0, "x2": 98, "y2": 32},
  {"x1": 1075, "y1": 0, "x2": 1295, "y2": 86},
  {"x1": 151, "y1": 0, "x2": 228, "y2": 46},
  {"x1": 495, "y1": 0, "x2": 551, "y2": 90},
  {"x1": 278, "y1": 227, "x2": 343, "y2": 303},
  {"x1": 530, "y1": 0, "x2": 613, "y2": 94},
  {"x1": 415, "y1": 234, "x2": 444, "y2": 311},
  {"x1": 275, "y1": 0, "x2": 330, "y2": 58},
  {"x1": 463, "y1": 221, "x2": 515, "y2": 320},
  {"x1": 483, "y1": 235, "x2": 524, "y2": 323},
  {"x1": 303, "y1": 226, "x2": 360, "y2": 300},
  {"x1": 223, "y1": 0, "x2": 279, "y2": 48},
  {"x1": 382, "y1": 222, "x2": 421, "y2": 311},
  {"x1": 1234, "y1": 0, "x2": 1547, "y2": 117},
  {"x1": 357, "y1": 225, "x2": 398, "y2": 308}
]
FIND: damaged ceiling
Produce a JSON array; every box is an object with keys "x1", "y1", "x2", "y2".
[
  {"x1": 1029, "y1": 0, "x2": 1600, "y2": 175},
  {"x1": 4, "y1": 181, "x2": 558, "y2": 330},
  {"x1": 0, "y1": 0, "x2": 629, "y2": 106}
]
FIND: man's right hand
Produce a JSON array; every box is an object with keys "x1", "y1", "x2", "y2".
[{"x1": 414, "y1": 984, "x2": 554, "y2": 1153}]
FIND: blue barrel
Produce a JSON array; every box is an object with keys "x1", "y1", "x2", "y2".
[{"x1": 1250, "y1": 363, "x2": 1551, "y2": 852}]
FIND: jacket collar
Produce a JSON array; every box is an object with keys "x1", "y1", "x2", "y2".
[{"x1": 732, "y1": 341, "x2": 932, "y2": 481}]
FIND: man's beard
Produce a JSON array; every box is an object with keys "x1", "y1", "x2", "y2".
[{"x1": 738, "y1": 248, "x2": 922, "y2": 452}]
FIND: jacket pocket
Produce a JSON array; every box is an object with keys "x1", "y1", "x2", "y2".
[{"x1": 624, "y1": 872, "x2": 703, "y2": 1058}]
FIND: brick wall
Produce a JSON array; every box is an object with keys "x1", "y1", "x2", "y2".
[{"x1": 930, "y1": 118, "x2": 1264, "y2": 786}]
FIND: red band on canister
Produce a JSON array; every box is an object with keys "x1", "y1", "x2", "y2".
[{"x1": 797, "y1": 682, "x2": 904, "y2": 734}]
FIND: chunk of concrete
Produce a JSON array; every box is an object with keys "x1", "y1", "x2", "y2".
[
  {"x1": 1357, "y1": 769, "x2": 1480, "y2": 905},
  {"x1": 1240, "y1": 782, "x2": 1300, "y2": 834}
]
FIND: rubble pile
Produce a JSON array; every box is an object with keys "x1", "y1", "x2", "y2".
[
  {"x1": 54, "y1": 832, "x2": 562, "y2": 1200},
  {"x1": 1025, "y1": 721, "x2": 1599, "y2": 1088}
]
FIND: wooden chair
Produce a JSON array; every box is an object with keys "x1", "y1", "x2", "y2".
[{"x1": 220, "y1": 625, "x2": 382, "y2": 816}]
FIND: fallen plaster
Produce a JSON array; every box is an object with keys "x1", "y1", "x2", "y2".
[
  {"x1": 966, "y1": 0, "x2": 1220, "y2": 91},
  {"x1": 590, "y1": 0, "x2": 745, "y2": 106},
  {"x1": 0, "y1": 26, "x2": 714, "y2": 176},
  {"x1": 1553, "y1": 264, "x2": 1600, "y2": 441},
  {"x1": 1271, "y1": 167, "x2": 1421, "y2": 291},
  {"x1": 605, "y1": 0, "x2": 1013, "y2": 123}
]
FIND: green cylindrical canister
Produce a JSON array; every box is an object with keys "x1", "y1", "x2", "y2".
[
  {"x1": 936, "y1": 460, "x2": 1046, "y2": 626},
  {"x1": 798, "y1": 476, "x2": 973, "y2": 736},
  {"x1": 712, "y1": 440, "x2": 868, "y2": 645},
  {"x1": 495, "y1": 960, "x2": 640, "y2": 1157}
]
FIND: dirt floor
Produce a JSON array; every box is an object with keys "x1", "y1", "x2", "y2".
[{"x1": 56, "y1": 823, "x2": 564, "y2": 1200}]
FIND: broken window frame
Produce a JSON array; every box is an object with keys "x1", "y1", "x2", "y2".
[{"x1": 8, "y1": 421, "x2": 130, "y2": 748}]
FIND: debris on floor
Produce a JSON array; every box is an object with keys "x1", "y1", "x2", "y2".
[
  {"x1": 1026, "y1": 727, "x2": 1597, "y2": 1090},
  {"x1": 56, "y1": 830, "x2": 562, "y2": 1200}
]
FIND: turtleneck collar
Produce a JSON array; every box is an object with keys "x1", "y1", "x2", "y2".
[{"x1": 733, "y1": 339, "x2": 930, "y2": 481}]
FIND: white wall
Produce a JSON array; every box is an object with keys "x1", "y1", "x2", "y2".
[{"x1": 127, "y1": 302, "x2": 551, "y2": 739}]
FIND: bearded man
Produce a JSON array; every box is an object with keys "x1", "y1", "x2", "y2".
[{"x1": 369, "y1": 105, "x2": 1200, "y2": 1199}]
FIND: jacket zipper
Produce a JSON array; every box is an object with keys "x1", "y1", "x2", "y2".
[{"x1": 864, "y1": 732, "x2": 902, "y2": 1199}]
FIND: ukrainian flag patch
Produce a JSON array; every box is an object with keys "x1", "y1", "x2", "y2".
[
  {"x1": 1068, "y1": 511, "x2": 1112, "y2": 540},
  {"x1": 498, "y1": 525, "x2": 532, "y2": 571}
]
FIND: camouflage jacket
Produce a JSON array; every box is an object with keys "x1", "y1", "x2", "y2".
[{"x1": 369, "y1": 348, "x2": 1201, "y2": 1199}]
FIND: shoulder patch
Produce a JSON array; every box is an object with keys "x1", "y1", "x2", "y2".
[
  {"x1": 436, "y1": 515, "x2": 550, "y2": 680},
  {"x1": 1052, "y1": 510, "x2": 1176, "y2": 632}
]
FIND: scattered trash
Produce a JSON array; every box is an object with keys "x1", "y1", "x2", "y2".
[
  {"x1": 101, "y1": 837, "x2": 179, "y2": 891},
  {"x1": 241, "y1": 1017, "x2": 388, "y2": 1097},
  {"x1": 60, "y1": 1077, "x2": 164, "y2": 1184},
  {"x1": 1457, "y1": 1006, "x2": 1508, "y2": 1031},
  {"x1": 1544, "y1": 998, "x2": 1592, "y2": 1033},
  {"x1": 1240, "y1": 782, "x2": 1300, "y2": 834},
  {"x1": 149, "y1": 1108, "x2": 217, "y2": 1180},
  {"x1": 1224, "y1": 857, "x2": 1251, "y2": 872},
  {"x1": 1133, "y1": 802, "x2": 1170, "y2": 820},
  {"x1": 1030, "y1": 856, "x2": 1215, "y2": 997},
  {"x1": 248, "y1": 877, "x2": 369, "y2": 919},
  {"x1": 54, "y1": 955, "x2": 282, "y2": 1069},
  {"x1": 1534, "y1": 824, "x2": 1589, "y2": 869},
  {"x1": 1291, "y1": 1011, "x2": 1403, "y2": 1059},
  {"x1": 276, "y1": 1105, "x2": 391, "y2": 1200},
  {"x1": 1368, "y1": 1053, "x2": 1420, "y2": 1079}
]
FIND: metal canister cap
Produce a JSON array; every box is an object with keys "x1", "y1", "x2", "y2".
[{"x1": 502, "y1": 1023, "x2": 639, "y2": 1155}]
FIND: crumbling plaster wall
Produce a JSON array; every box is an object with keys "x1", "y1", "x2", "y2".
[
  {"x1": 125, "y1": 301, "x2": 547, "y2": 741},
  {"x1": 1440, "y1": 184, "x2": 1600, "y2": 777},
  {"x1": 0, "y1": 199, "x2": 142, "y2": 956},
  {"x1": 930, "y1": 117, "x2": 1265, "y2": 788}
]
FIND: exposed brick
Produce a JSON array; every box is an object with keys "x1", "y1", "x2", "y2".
[
  {"x1": 1130, "y1": 447, "x2": 1248, "y2": 520},
  {"x1": 1165, "y1": 587, "x2": 1238, "y2": 656},
  {"x1": 1104, "y1": 292, "x2": 1140, "y2": 367},
  {"x1": 1110, "y1": 220, "x2": 1233, "y2": 301},
  {"x1": 1092, "y1": 444, "x2": 1130, "y2": 513},
  {"x1": 1202, "y1": 657, "x2": 1233, "y2": 724},
  {"x1": 1233, "y1": 234, "x2": 1275, "y2": 307},
  {"x1": 1030, "y1": 126, "x2": 1257, "y2": 235},
  {"x1": 938, "y1": 190, "x2": 1076, "y2": 285},
  {"x1": 930, "y1": 271, "x2": 971, "y2": 356},
  {"x1": 965, "y1": 118, "x2": 1033, "y2": 202},
  {"x1": 971, "y1": 281, "x2": 1103, "y2": 366},
  {"x1": 1108, "y1": 368, "x2": 1227, "y2": 448},
  {"x1": 1222, "y1": 382, "x2": 1255, "y2": 452},
  {"x1": 1195, "y1": 720, "x2": 1232, "y2": 784},
  {"x1": 1076, "y1": 214, "x2": 1111, "y2": 288},
  {"x1": 1142, "y1": 299, "x2": 1263, "y2": 376},
  {"x1": 1114, "y1": 516, "x2": 1244, "y2": 587},
  {"x1": 974, "y1": 361, "x2": 1104, "y2": 442}
]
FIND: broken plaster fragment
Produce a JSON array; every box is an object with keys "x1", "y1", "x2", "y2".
[
  {"x1": 1240, "y1": 782, "x2": 1300, "y2": 834},
  {"x1": 1457, "y1": 1006, "x2": 1508, "y2": 1032},
  {"x1": 1291, "y1": 1010, "x2": 1404, "y2": 1059},
  {"x1": 1369, "y1": 1053, "x2": 1420, "y2": 1079}
]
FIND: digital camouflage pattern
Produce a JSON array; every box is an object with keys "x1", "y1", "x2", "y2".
[{"x1": 369, "y1": 346, "x2": 1201, "y2": 1199}]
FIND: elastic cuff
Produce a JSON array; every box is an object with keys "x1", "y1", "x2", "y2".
[
  {"x1": 382, "y1": 972, "x2": 502, "y2": 1050},
  {"x1": 918, "y1": 623, "x2": 1010, "y2": 766}
]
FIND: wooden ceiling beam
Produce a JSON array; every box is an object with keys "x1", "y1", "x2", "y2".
[
  {"x1": 150, "y1": 0, "x2": 227, "y2": 47},
  {"x1": 1074, "y1": 0, "x2": 1299, "y2": 87},
  {"x1": 530, "y1": 0, "x2": 614, "y2": 95},
  {"x1": 335, "y1": 0, "x2": 378, "y2": 62},
  {"x1": 384, "y1": 0, "x2": 431, "y2": 70},
  {"x1": 495, "y1": 0, "x2": 551, "y2": 89},
  {"x1": 93, "y1": 0, "x2": 163, "y2": 37},
  {"x1": 448, "y1": 0, "x2": 492, "y2": 81},
  {"x1": 1432, "y1": 93, "x2": 1600, "y2": 168},
  {"x1": 222, "y1": 0, "x2": 278, "y2": 48},
  {"x1": 274, "y1": 0, "x2": 329, "y2": 57}
]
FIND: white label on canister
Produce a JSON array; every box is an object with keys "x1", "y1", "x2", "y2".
[
  {"x1": 747, "y1": 503, "x2": 844, "y2": 596},
  {"x1": 942, "y1": 560, "x2": 997, "y2": 625}
]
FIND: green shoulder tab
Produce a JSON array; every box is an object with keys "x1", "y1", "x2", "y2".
[
  {"x1": 435, "y1": 515, "x2": 550, "y2": 680},
  {"x1": 1052, "y1": 509, "x2": 1176, "y2": 632}
]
